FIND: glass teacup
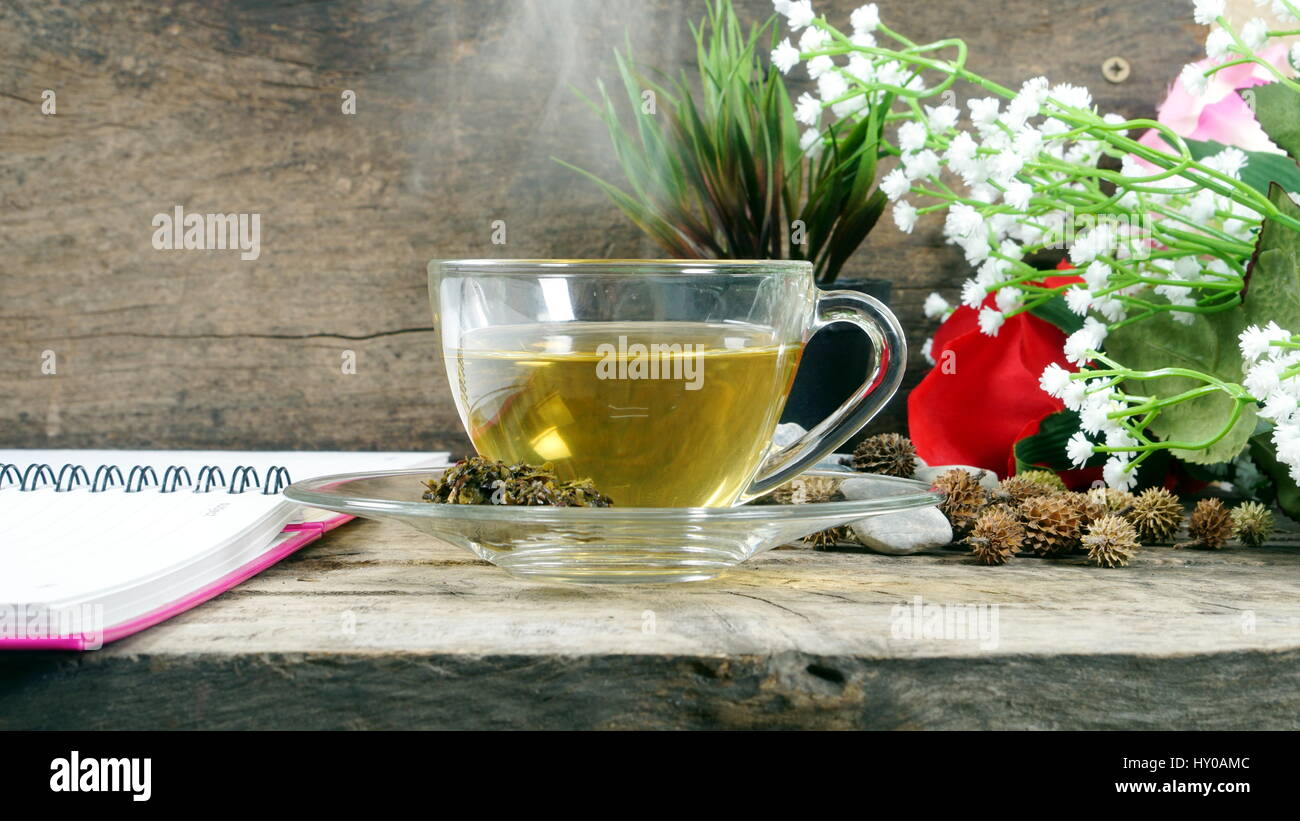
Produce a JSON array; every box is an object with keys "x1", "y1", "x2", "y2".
[{"x1": 430, "y1": 259, "x2": 904, "y2": 507}]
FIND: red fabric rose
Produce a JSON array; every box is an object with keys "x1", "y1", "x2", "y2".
[{"x1": 908, "y1": 275, "x2": 1081, "y2": 479}]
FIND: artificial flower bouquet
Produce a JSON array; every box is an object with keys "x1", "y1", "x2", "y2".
[{"x1": 770, "y1": 0, "x2": 1300, "y2": 517}]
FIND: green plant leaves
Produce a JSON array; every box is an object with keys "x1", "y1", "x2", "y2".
[
  {"x1": 554, "y1": 0, "x2": 887, "y2": 284},
  {"x1": 1013, "y1": 410, "x2": 1098, "y2": 473},
  {"x1": 1249, "y1": 81, "x2": 1300, "y2": 162},
  {"x1": 1243, "y1": 182, "x2": 1300, "y2": 333},
  {"x1": 1104, "y1": 308, "x2": 1256, "y2": 465},
  {"x1": 1028, "y1": 294, "x2": 1085, "y2": 334}
]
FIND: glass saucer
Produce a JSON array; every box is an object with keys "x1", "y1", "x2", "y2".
[{"x1": 283, "y1": 467, "x2": 942, "y2": 584}]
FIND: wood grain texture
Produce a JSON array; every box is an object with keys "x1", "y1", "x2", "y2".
[
  {"x1": 3, "y1": 517, "x2": 1298, "y2": 730},
  {"x1": 0, "y1": 0, "x2": 1207, "y2": 450}
]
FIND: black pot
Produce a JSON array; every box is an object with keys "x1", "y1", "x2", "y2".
[{"x1": 780, "y1": 278, "x2": 893, "y2": 450}]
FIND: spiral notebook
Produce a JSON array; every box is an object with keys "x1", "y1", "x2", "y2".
[{"x1": 0, "y1": 450, "x2": 448, "y2": 650}]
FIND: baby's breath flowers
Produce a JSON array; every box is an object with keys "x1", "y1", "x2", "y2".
[{"x1": 770, "y1": 0, "x2": 1300, "y2": 490}]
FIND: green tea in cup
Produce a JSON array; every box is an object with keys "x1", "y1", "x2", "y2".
[{"x1": 431, "y1": 260, "x2": 904, "y2": 507}]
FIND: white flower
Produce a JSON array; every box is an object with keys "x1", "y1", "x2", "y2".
[
  {"x1": 846, "y1": 54, "x2": 875, "y2": 83},
  {"x1": 1242, "y1": 17, "x2": 1268, "y2": 50},
  {"x1": 1206, "y1": 27, "x2": 1234, "y2": 60},
  {"x1": 1040, "y1": 362, "x2": 1073, "y2": 397},
  {"x1": 923, "y1": 292, "x2": 951, "y2": 319},
  {"x1": 978, "y1": 307, "x2": 1005, "y2": 336},
  {"x1": 773, "y1": 0, "x2": 793, "y2": 13},
  {"x1": 1082, "y1": 260, "x2": 1110, "y2": 291},
  {"x1": 1062, "y1": 379, "x2": 1087, "y2": 411},
  {"x1": 1103, "y1": 455, "x2": 1137, "y2": 491},
  {"x1": 794, "y1": 92, "x2": 821, "y2": 126},
  {"x1": 1193, "y1": 0, "x2": 1225, "y2": 25},
  {"x1": 960, "y1": 278, "x2": 986, "y2": 309},
  {"x1": 1239, "y1": 321, "x2": 1290, "y2": 362},
  {"x1": 1065, "y1": 286, "x2": 1093, "y2": 316},
  {"x1": 925, "y1": 104, "x2": 960, "y2": 132},
  {"x1": 1064, "y1": 317, "x2": 1107, "y2": 365},
  {"x1": 799, "y1": 25, "x2": 829, "y2": 52},
  {"x1": 994, "y1": 287, "x2": 1023, "y2": 315},
  {"x1": 921, "y1": 337, "x2": 935, "y2": 365},
  {"x1": 944, "y1": 131, "x2": 979, "y2": 171},
  {"x1": 991, "y1": 150, "x2": 1025, "y2": 183},
  {"x1": 850, "y1": 30, "x2": 877, "y2": 49},
  {"x1": 1260, "y1": 390, "x2": 1299, "y2": 425},
  {"x1": 880, "y1": 168, "x2": 910, "y2": 201},
  {"x1": 1208, "y1": 146, "x2": 1247, "y2": 179},
  {"x1": 903, "y1": 148, "x2": 940, "y2": 180},
  {"x1": 771, "y1": 39, "x2": 800, "y2": 74},
  {"x1": 1050, "y1": 83, "x2": 1092, "y2": 111},
  {"x1": 1067, "y1": 431, "x2": 1095, "y2": 467},
  {"x1": 817, "y1": 69, "x2": 847, "y2": 101},
  {"x1": 783, "y1": 0, "x2": 816, "y2": 30},
  {"x1": 1181, "y1": 63, "x2": 1209, "y2": 96},
  {"x1": 897, "y1": 120, "x2": 928, "y2": 152},
  {"x1": 1013, "y1": 125, "x2": 1043, "y2": 160},
  {"x1": 946, "y1": 202, "x2": 983, "y2": 239},
  {"x1": 1004, "y1": 180, "x2": 1032, "y2": 211},
  {"x1": 1244, "y1": 357, "x2": 1283, "y2": 398},
  {"x1": 850, "y1": 3, "x2": 880, "y2": 33},
  {"x1": 807, "y1": 55, "x2": 835, "y2": 79},
  {"x1": 892, "y1": 200, "x2": 918, "y2": 233},
  {"x1": 800, "y1": 128, "x2": 822, "y2": 156},
  {"x1": 967, "y1": 97, "x2": 1001, "y2": 131}
]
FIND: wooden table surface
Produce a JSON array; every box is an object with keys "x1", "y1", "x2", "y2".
[{"x1": 3, "y1": 516, "x2": 1298, "y2": 730}]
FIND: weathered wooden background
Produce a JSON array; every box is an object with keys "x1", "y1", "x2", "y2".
[{"x1": 0, "y1": 0, "x2": 1214, "y2": 452}]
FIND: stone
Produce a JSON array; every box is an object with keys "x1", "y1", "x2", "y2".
[
  {"x1": 915, "y1": 464, "x2": 1000, "y2": 492},
  {"x1": 849, "y1": 507, "x2": 954, "y2": 555},
  {"x1": 772, "y1": 422, "x2": 807, "y2": 448}
]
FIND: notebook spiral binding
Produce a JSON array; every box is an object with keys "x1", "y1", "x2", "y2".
[{"x1": 0, "y1": 462, "x2": 292, "y2": 494}]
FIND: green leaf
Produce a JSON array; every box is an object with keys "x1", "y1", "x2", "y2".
[
  {"x1": 1014, "y1": 411, "x2": 1100, "y2": 473},
  {"x1": 1249, "y1": 81, "x2": 1300, "y2": 162},
  {"x1": 1104, "y1": 308, "x2": 1256, "y2": 465},
  {"x1": 1243, "y1": 182, "x2": 1300, "y2": 334},
  {"x1": 1028, "y1": 294, "x2": 1084, "y2": 334},
  {"x1": 1249, "y1": 435, "x2": 1300, "y2": 521},
  {"x1": 1177, "y1": 137, "x2": 1300, "y2": 195}
]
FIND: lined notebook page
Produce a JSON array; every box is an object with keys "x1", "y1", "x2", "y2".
[{"x1": 0, "y1": 450, "x2": 449, "y2": 625}]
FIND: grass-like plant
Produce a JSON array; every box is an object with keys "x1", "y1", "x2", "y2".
[{"x1": 556, "y1": 0, "x2": 891, "y2": 285}]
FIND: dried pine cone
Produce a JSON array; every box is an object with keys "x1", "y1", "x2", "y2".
[
  {"x1": 1087, "y1": 486, "x2": 1135, "y2": 513},
  {"x1": 1019, "y1": 494, "x2": 1086, "y2": 557},
  {"x1": 933, "y1": 469, "x2": 988, "y2": 535},
  {"x1": 1066, "y1": 491, "x2": 1107, "y2": 527},
  {"x1": 845, "y1": 433, "x2": 918, "y2": 477},
  {"x1": 1181, "y1": 498, "x2": 1233, "y2": 549},
  {"x1": 1125, "y1": 487, "x2": 1183, "y2": 543},
  {"x1": 756, "y1": 476, "x2": 841, "y2": 506},
  {"x1": 805, "y1": 525, "x2": 855, "y2": 550},
  {"x1": 1231, "y1": 501, "x2": 1274, "y2": 547},
  {"x1": 967, "y1": 506, "x2": 1024, "y2": 565},
  {"x1": 1082, "y1": 515, "x2": 1140, "y2": 568},
  {"x1": 997, "y1": 475, "x2": 1048, "y2": 504}
]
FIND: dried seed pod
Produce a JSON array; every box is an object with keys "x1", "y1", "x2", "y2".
[
  {"x1": 1181, "y1": 498, "x2": 1233, "y2": 549},
  {"x1": 422, "y1": 457, "x2": 612, "y2": 507},
  {"x1": 804, "y1": 525, "x2": 855, "y2": 550},
  {"x1": 845, "y1": 433, "x2": 918, "y2": 478},
  {"x1": 967, "y1": 505, "x2": 1024, "y2": 565},
  {"x1": 1125, "y1": 487, "x2": 1183, "y2": 543},
  {"x1": 1066, "y1": 491, "x2": 1107, "y2": 526},
  {"x1": 1087, "y1": 485, "x2": 1135, "y2": 514},
  {"x1": 933, "y1": 469, "x2": 988, "y2": 536},
  {"x1": 755, "y1": 475, "x2": 842, "y2": 506},
  {"x1": 1019, "y1": 494, "x2": 1086, "y2": 557},
  {"x1": 1231, "y1": 501, "x2": 1275, "y2": 547},
  {"x1": 1082, "y1": 515, "x2": 1140, "y2": 568}
]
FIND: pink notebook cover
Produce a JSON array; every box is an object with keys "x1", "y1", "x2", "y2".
[{"x1": 0, "y1": 512, "x2": 354, "y2": 651}]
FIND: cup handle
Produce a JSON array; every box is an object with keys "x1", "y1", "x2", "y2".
[{"x1": 744, "y1": 290, "x2": 907, "y2": 501}]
